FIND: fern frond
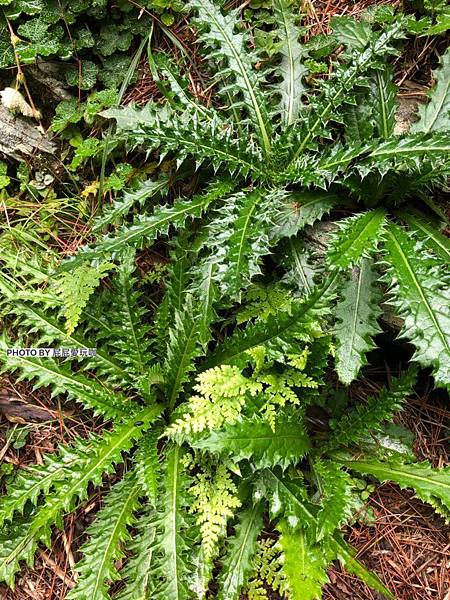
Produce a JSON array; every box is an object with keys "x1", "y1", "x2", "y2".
[
  {"x1": 325, "y1": 210, "x2": 386, "y2": 270},
  {"x1": 382, "y1": 223, "x2": 450, "y2": 389},
  {"x1": 114, "y1": 505, "x2": 156, "y2": 600},
  {"x1": 188, "y1": 0, "x2": 272, "y2": 154},
  {"x1": 190, "y1": 463, "x2": 241, "y2": 561},
  {"x1": 68, "y1": 473, "x2": 141, "y2": 600},
  {"x1": 217, "y1": 502, "x2": 264, "y2": 600},
  {"x1": 92, "y1": 177, "x2": 169, "y2": 232},
  {"x1": 0, "y1": 408, "x2": 160, "y2": 586},
  {"x1": 55, "y1": 262, "x2": 114, "y2": 335},
  {"x1": 167, "y1": 365, "x2": 261, "y2": 437},
  {"x1": 344, "y1": 460, "x2": 450, "y2": 522},
  {"x1": 245, "y1": 538, "x2": 285, "y2": 600},
  {"x1": 277, "y1": 521, "x2": 329, "y2": 600},
  {"x1": 273, "y1": 0, "x2": 306, "y2": 126},
  {"x1": 411, "y1": 47, "x2": 450, "y2": 133},
  {"x1": 334, "y1": 257, "x2": 382, "y2": 385},
  {"x1": 190, "y1": 417, "x2": 310, "y2": 469},
  {"x1": 0, "y1": 336, "x2": 137, "y2": 419},
  {"x1": 237, "y1": 283, "x2": 293, "y2": 324},
  {"x1": 326, "y1": 366, "x2": 418, "y2": 451}
]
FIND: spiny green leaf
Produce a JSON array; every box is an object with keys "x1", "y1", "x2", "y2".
[
  {"x1": 190, "y1": 417, "x2": 310, "y2": 469},
  {"x1": 69, "y1": 191, "x2": 220, "y2": 263},
  {"x1": 326, "y1": 366, "x2": 418, "y2": 451},
  {"x1": 328, "y1": 533, "x2": 394, "y2": 599},
  {"x1": 154, "y1": 445, "x2": 195, "y2": 600},
  {"x1": 325, "y1": 209, "x2": 386, "y2": 270},
  {"x1": 334, "y1": 257, "x2": 382, "y2": 385},
  {"x1": 217, "y1": 502, "x2": 264, "y2": 600},
  {"x1": 277, "y1": 521, "x2": 329, "y2": 600},
  {"x1": 0, "y1": 292, "x2": 130, "y2": 386},
  {"x1": 0, "y1": 433, "x2": 99, "y2": 529},
  {"x1": 289, "y1": 19, "x2": 405, "y2": 161},
  {"x1": 382, "y1": 223, "x2": 450, "y2": 390},
  {"x1": 205, "y1": 189, "x2": 274, "y2": 299},
  {"x1": 344, "y1": 459, "x2": 450, "y2": 522},
  {"x1": 331, "y1": 16, "x2": 372, "y2": 51},
  {"x1": 68, "y1": 473, "x2": 141, "y2": 600},
  {"x1": 188, "y1": 0, "x2": 272, "y2": 153},
  {"x1": 114, "y1": 506, "x2": 156, "y2": 600},
  {"x1": 397, "y1": 211, "x2": 450, "y2": 263},
  {"x1": 0, "y1": 408, "x2": 160, "y2": 587},
  {"x1": 0, "y1": 335, "x2": 137, "y2": 420},
  {"x1": 367, "y1": 131, "x2": 450, "y2": 161},
  {"x1": 92, "y1": 177, "x2": 169, "y2": 232},
  {"x1": 313, "y1": 460, "x2": 353, "y2": 541},
  {"x1": 280, "y1": 238, "x2": 317, "y2": 296},
  {"x1": 272, "y1": 191, "x2": 339, "y2": 240},
  {"x1": 164, "y1": 294, "x2": 204, "y2": 411},
  {"x1": 255, "y1": 470, "x2": 315, "y2": 530},
  {"x1": 370, "y1": 66, "x2": 397, "y2": 138},
  {"x1": 134, "y1": 430, "x2": 161, "y2": 506},
  {"x1": 411, "y1": 47, "x2": 450, "y2": 133},
  {"x1": 110, "y1": 248, "x2": 153, "y2": 377},
  {"x1": 273, "y1": 0, "x2": 307, "y2": 126}
]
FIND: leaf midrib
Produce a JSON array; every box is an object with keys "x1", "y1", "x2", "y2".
[
  {"x1": 92, "y1": 480, "x2": 139, "y2": 597},
  {"x1": 386, "y1": 228, "x2": 450, "y2": 354}
]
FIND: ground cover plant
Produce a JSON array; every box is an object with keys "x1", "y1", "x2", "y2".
[{"x1": 0, "y1": 1, "x2": 449, "y2": 599}]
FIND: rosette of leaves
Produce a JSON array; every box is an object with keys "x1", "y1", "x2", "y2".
[
  {"x1": 0, "y1": 2, "x2": 449, "y2": 598},
  {"x1": 0, "y1": 227, "x2": 449, "y2": 600},
  {"x1": 67, "y1": 0, "x2": 450, "y2": 390}
]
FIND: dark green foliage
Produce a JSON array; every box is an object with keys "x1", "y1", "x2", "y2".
[{"x1": 0, "y1": 1, "x2": 449, "y2": 599}]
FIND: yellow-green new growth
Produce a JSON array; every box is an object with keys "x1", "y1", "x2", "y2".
[
  {"x1": 56, "y1": 262, "x2": 114, "y2": 335},
  {"x1": 167, "y1": 365, "x2": 262, "y2": 436},
  {"x1": 190, "y1": 463, "x2": 241, "y2": 559}
]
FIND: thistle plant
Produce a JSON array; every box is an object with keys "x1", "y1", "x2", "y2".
[{"x1": 0, "y1": 1, "x2": 449, "y2": 599}]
